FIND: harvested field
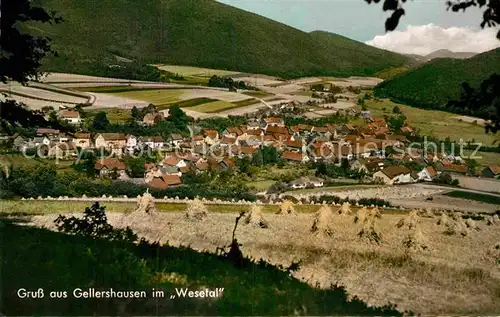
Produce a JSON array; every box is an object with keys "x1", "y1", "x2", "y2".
[
  {"x1": 188, "y1": 100, "x2": 237, "y2": 113},
  {"x1": 102, "y1": 89, "x2": 183, "y2": 105},
  {"x1": 86, "y1": 92, "x2": 149, "y2": 109},
  {"x1": 23, "y1": 206, "x2": 500, "y2": 315},
  {"x1": 321, "y1": 101, "x2": 356, "y2": 109},
  {"x1": 452, "y1": 176, "x2": 500, "y2": 194},
  {"x1": 242, "y1": 91, "x2": 274, "y2": 98},
  {"x1": 453, "y1": 115, "x2": 487, "y2": 125},
  {"x1": 41, "y1": 72, "x2": 143, "y2": 83},
  {"x1": 155, "y1": 64, "x2": 240, "y2": 77},
  {"x1": 232, "y1": 76, "x2": 283, "y2": 86},
  {"x1": 218, "y1": 103, "x2": 268, "y2": 116}
]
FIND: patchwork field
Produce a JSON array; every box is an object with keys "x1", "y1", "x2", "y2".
[
  {"x1": 363, "y1": 98, "x2": 499, "y2": 146},
  {"x1": 154, "y1": 64, "x2": 241, "y2": 77},
  {"x1": 7, "y1": 201, "x2": 499, "y2": 315}
]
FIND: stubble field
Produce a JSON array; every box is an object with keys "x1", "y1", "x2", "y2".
[{"x1": 20, "y1": 204, "x2": 500, "y2": 315}]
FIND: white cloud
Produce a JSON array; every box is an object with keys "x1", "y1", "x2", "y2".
[{"x1": 365, "y1": 23, "x2": 500, "y2": 55}]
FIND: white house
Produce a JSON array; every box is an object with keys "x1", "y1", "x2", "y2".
[
  {"x1": 418, "y1": 166, "x2": 438, "y2": 182},
  {"x1": 126, "y1": 134, "x2": 137, "y2": 153},
  {"x1": 59, "y1": 110, "x2": 82, "y2": 125},
  {"x1": 373, "y1": 166, "x2": 412, "y2": 185},
  {"x1": 32, "y1": 136, "x2": 50, "y2": 146},
  {"x1": 142, "y1": 136, "x2": 164, "y2": 149}
]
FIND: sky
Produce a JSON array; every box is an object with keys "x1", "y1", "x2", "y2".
[{"x1": 216, "y1": 0, "x2": 500, "y2": 55}]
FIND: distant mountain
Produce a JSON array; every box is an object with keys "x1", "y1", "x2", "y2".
[
  {"x1": 29, "y1": 0, "x2": 410, "y2": 79},
  {"x1": 424, "y1": 49, "x2": 477, "y2": 61},
  {"x1": 374, "y1": 48, "x2": 500, "y2": 114},
  {"x1": 403, "y1": 50, "x2": 477, "y2": 64}
]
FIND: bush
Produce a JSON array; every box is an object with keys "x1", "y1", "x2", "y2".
[{"x1": 54, "y1": 202, "x2": 138, "y2": 243}]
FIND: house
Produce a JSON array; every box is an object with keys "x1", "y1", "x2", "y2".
[
  {"x1": 202, "y1": 129, "x2": 219, "y2": 145},
  {"x1": 400, "y1": 126, "x2": 416, "y2": 136},
  {"x1": 32, "y1": 136, "x2": 50, "y2": 146},
  {"x1": 161, "y1": 165, "x2": 182, "y2": 177},
  {"x1": 341, "y1": 124, "x2": 356, "y2": 135},
  {"x1": 289, "y1": 176, "x2": 324, "y2": 189},
  {"x1": 418, "y1": 165, "x2": 438, "y2": 182},
  {"x1": 162, "y1": 155, "x2": 187, "y2": 168},
  {"x1": 147, "y1": 174, "x2": 182, "y2": 189},
  {"x1": 195, "y1": 160, "x2": 210, "y2": 172},
  {"x1": 94, "y1": 133, "x2": 127, "y2": 156},
  {"x1": 48, "y1": 142, "x2": 77, "y2": 158},
  {"x1": 238, "y1": 146, "x2": 259, "y2": 158},
  {"x1": 142, "y1": 136, "x2": 164, "y2": 149},
  {"x1": 11, "y1": 134, "x2": 27, "y2": 150},
  {"x1": 281, "y1": 151, "x2": 309, "y2": 163},
  {"x1": 94, "y1": 158, "x2": 127, "y2": 178},
  {"x1": 373, "y1": 166, "x2": 412, "y2": 185},
  {"x1": 263, "y1": 116, "x2": 285, "y2": 128},
  {"x1": 222, "y1": 127, "x2": 243, "y2": 138},
  {"x1": 481, "y1": 164, "x2": 500, "y2": 178},
  {"x1": 36, "y1": 128, "x2": 59, "y2": 136},
  {"x1": 167, "y1": 133, "x2": 184, "y2": 148},
  {"x1": 442, "y1": 164, "x2": 467, "y2": 175},
  {"x1": 59, "y1": 110, "x2": 82, "y2": 125},
  {"x1": 74, "y1": 133, "x2": 92, "y2": 149},
  {"x1": 142, "y1": 112, "x2": 164, "y2": 126},
  {"x1": 125, "y1": 134, "x2": 137, "y2": 153},
  {"x1": 265, "y1": 125, "x2": 289, "y2": 136},
  {"x1": 351, "y1": 158, "x2": 384, "y2": 174}
]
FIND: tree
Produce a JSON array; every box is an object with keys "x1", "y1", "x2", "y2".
[
  {"x1": 131, "y1": 106, "x2": 140, "y2": 120},
  {"x1": 261, "y1": 146, "x2": 279, "y2": 164},
  {"x1": 168, "y1": 105, "x2": 189, "y2": 130},
  {"x1": 92, "y1": 111, "x2": 110, "y2": 130},
  {"x1": 124, "y1": 157, "x2": 147, "y2": 178},
  {"x1": 251, "y1": 150, "x2": 264, "y2": 166},
  {"x1": 392, "y1": 105, "x2": 401, "y2": 114},
  {"x1": 0, "y1": 0, "x2": 64, "y2": 133}
]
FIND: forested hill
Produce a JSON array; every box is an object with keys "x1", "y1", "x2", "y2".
[
  {"x1": 30, "y1": 0, "x2": 409, "y2": 78},
  {"x1": 374, "y1": 48, "x2": 500, "y2": 115}
]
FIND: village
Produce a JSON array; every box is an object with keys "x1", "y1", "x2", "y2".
[{"x1": 3, "y1": 101, "x2": 499, "y2": 195}]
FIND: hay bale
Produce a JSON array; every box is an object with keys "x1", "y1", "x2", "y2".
[
  {"x1": 402, "y1": 228, "x2": 429, "y2": 252},
  {"x1": 486, "y1": 215, "x2": 499, "y2": 226},
  {"x1": 449, "y1": 212, "x2": 462, "y2": 221},
  {"x1": 336, "y1": 202, "x2": 352, "y2": 216},
  {"x1": 465, "y1": 218, "x2": 480, "y2": 231},
  {"x1": 437, "y1": 213, "x2": 449, "y2": 226},
  {"x1": 244, "y1": 204, "x2": 269, "y2": 228},
  {"x1": 357, "y1": 218, "x2": 382, "y2": 244},
  {"x1": 354, "y1": 207, "x2": 369, "y2": 224},
  {"x1": 135, "y1": 191, "x2": 156, "y2": 215},
  {"x1": 445, "y1": 220, "x2": 469, "y2": 236},
  {"x1": 277, "y1": 200, "x2": 297, "y2": 215},
  {"x1": 369, "y1": 207, "x2": 382, "y2": 219},
  {"x1": 185, "y1": 199, "x2": 208, "y2": 220},
  {"x1": 423, "y1": 208, "x2": 434, "y2": 218},
  {"x1": 311, "y1": 205, "x2": 334, "y2": 237},
  {"x1": 396, "y1": 209, "x2": 419, "y2": 230}
]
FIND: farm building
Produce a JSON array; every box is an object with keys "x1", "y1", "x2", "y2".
[
  {"x1": 481, "y1": 165, "x2": 500, "y2": 178},
  {"x1": 373, "y1": 166, "x2": 412, "y2": 185}
]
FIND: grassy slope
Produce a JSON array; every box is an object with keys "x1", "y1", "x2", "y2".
[
  {"x1": 31, "y1": 0, "x2": 409, "y2": 78},
  {"x1": 375, "y1": 48, "x2": 500, "y2": 109},
  {"x1": 1, "y1": 221, "x2": 401, "y2": 315},
  {"x1": 443, "y1": 191, "x2": 500, "y2": 205},
  {"x1": 362, "y1": 98, "x2": 500, "y2": 146}
]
